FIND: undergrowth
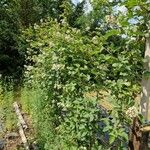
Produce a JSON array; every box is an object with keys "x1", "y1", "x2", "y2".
[{"x1": 0, "y1": 86, "x2": 17, "y2": 134}]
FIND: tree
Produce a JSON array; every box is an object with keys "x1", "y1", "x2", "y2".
[
  {"x1": 117, "y1": 0, "x2": 150, "y2": 149},
  {"x1": 0, "y1": 0, "x2": 24, "y2": 86},
  {"x1": 0, "y1": 0, "x2": 85, "y2": 88}
]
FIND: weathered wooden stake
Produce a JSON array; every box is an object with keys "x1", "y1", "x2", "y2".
[
  {"x1": 13, "y1": 102, "x2": 29, "y2": 150},
  {"x1": 13, "y1": 102, "x2": 28, "y2": 129},
  {"x1": 17, "y1": 122, "x2": 30, "y2": 150}
]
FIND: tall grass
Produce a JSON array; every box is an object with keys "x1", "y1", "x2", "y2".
[
  {"x1": 0, "y1": 84, "x2": 58, "y2": 149},
  {"x1": 0, "y1": 86, "x2": 17, "y2": 134},
  {"x1": 21, "y1": 88, "x2": 55, "y2": 149}
]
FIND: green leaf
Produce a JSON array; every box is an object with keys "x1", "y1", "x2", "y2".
[
  {"x1": 104, "y1": 30, "x2": 120, "y2": 40},
  {"x1": 120, "y1": 132, "x2": 128, "y2": 140},
  {"x1": 109, "y1": 135, "x2": 116, "y2": 145},
  {"x1": 103, "y1": 126, "x2": 111, "y2": 132}
]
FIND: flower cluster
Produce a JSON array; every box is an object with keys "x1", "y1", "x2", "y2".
[{"x1": 125, "y1": 106, "x2": 138, "y2": 118}]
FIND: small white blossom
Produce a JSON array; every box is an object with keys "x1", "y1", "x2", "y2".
[
  {"x1": 126, "y1": 106, "x2": 138, "y2": 118},
  {"x1": 92, "y1": 36, "x2": 98, "y2": 44},
  {"x1": 86, "y1": 27, "x2": 90, "y2": 31},
  {"x1": 27, "y1": 66, "x2": 33, "y2": 71},
  {"x1": 51, "y1": 64, "x2": 65, "y2": 70}
]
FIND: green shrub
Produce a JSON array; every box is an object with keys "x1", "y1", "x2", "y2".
[{"x1": 22, "y1": 19, "x2": 143, "y2": 149}]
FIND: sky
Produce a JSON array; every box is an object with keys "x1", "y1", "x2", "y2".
[
  {"x1": 72, "y1": 0, "x2": 127, "y2": 14},
  {"x1": 72, "y1": 0, "x2": 82, "y2": 5},
  {"x1": 72, "y1": 0, "x2": 140, "y2": 25},
  {"x1": 72, "y1": 0, "x2": 92, "y2": 13}
]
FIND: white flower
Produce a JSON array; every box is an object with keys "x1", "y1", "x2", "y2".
[
  {"x1": 51, "y1": 64, "x2": 65, "y2": 70},
  {"x1": 126, "y1": 106, "x2": 138, "y2": 118},
  {"x1": 86, "y1": 27, "x2": 90, "y2": 31},
  {"x1": 92, "y1": 36, "x2": 98, "y2": 44},
  {"x1": 27, "y1": 66, "x2": 33, "y2": 71}
]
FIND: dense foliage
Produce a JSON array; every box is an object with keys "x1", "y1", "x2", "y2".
[
  {"x1": 23, "y1": 15, "x2": 144, "y2": 148},
  {"x1": 0, "y1": 0, "x2": 22, "y2": 84},
  {"x1": 0, "y1": 0, "x2": 149, "y2": 149},
  {"x1": 0, "y1": 0, "x2": 84, "y2": 86}
]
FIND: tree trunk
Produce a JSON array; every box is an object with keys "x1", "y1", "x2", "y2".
[
  {"x1": 140, "y1": 37, "x2": 150, "y2": 120},
  {"x1": 129, "y1": 37, "x2": 150, "y2": 149},
  {"x1": 140, "y1": 37, "x2": 150, "y2": 149}
]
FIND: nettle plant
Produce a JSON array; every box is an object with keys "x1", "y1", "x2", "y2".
[{"x1": 23, "y1": 18, "x2": 143, "y2": 149}]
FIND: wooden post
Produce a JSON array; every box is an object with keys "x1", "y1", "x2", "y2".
[
  {"x1": 140, "y1": 37, "x2": 150, "y2": 149},
  {"x1": 13, "y1": 102, "x2": 29, "y2": 150},
  {"x1": 17, "y1": 122, "x2": 30, "y2": 150},
  {"x1": 13, "y1": 102, "x2": 28, "y2": 129}
]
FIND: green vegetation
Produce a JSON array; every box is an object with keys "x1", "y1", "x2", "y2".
[
  {"x1": 0, "y1": 0, "x2": 150, "y2": 149},
  {"x1": 0, "y1": 88, "x2": 17, "y2": 134}
]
